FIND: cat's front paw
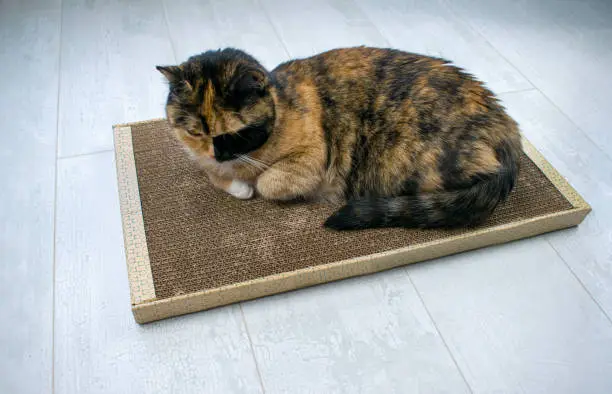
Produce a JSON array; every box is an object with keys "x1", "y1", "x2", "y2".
[{"x1": 227, "y1": 180, "x2": 255, "y2": 200}]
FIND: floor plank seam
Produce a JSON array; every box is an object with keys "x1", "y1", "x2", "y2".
[
  {"x1": 255, "y1": 0, "x2": 294, "y2": 59},
  {"x1": 239, "y1": 303, "x2": 267, "y2": 394},
  {"x1": 160, "y1": 0, "x2": 179, "y2": 63},
  {"x1": 547, "y1": 239, "x2": 612, "y2": 326},
  {"x1": 52, "y1": 1, "x2": 65, "y2": 393},
  {"x1": 58, "y1": 148, "x2": 114, "y2": 161},
  {"x1": 497, "y1": 87, "x2": 537, "y2": 96},
  {"x1": 349, "y1": 0, "x2": 393, "y2": 48},
  {"x1": 405, "y1": 270, "x2": 475, "y2": 394}
]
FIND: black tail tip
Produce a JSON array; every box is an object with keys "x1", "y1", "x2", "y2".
[
  {"x1": 323, "y1": 212, "x2": 351, "y2": 231},
  {"x1": 323, "y1": 204, "x2": 372, "y2": 231}
]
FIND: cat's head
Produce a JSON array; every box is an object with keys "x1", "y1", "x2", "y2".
[{"x1": 157, "y1": 48, "x2": 274, "y2": 162}]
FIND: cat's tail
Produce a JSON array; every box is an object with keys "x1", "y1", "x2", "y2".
[{"x1": 324, "y1": 142, "x2": 520, "y2": 230}]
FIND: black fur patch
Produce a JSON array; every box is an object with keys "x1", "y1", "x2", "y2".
[
  {"x1": 324, "y1": 199, "x2": 383, "y2": 230},
  {"x1": 417, "y1": 108, "x2": 441, "y2": 138},
  {"x1": 271, "y1": 71, "x2": 299, "y2": 109},
  {"x1": 384, "y1": 130, "x2": 400, "y2": 148},
  {"x1": 439, "y1": 144, "x2": 462, "y2": 188},
  {"x1": 400, "y1": 173, "x2": 420, "y2": 195},
  {"x1": 213, "y1": 123, "x2": 270, "y2": 162},
  {"x1": 345, "y1": 134, "x2": 369, "y2": 196},
  {"x1": 494, "y1": 140, "x2": 519, "y2": 199},
  {"x1": 428, "y1": 73, "x2": 461, "y2": 96}
]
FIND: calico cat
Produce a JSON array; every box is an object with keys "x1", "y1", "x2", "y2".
[{"x1": 157, "y1": 47, "x2": 522, "y2": 230}]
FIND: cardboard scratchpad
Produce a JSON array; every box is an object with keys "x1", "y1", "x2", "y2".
[{"x1": 113, "y1": 119, "x2": 590, "y2": 323}]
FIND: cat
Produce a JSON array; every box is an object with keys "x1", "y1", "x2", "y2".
[{"x1": 157, "y1": 46, "x2": 522, "y2": 230}]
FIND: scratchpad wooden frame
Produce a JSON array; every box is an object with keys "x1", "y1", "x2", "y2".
[{"x1": 113, "y1": 119, "x2": 590, "y2": 324}]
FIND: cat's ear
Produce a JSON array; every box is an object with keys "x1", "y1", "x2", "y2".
[
  {"x1": 156, "y1": 65, "x2": 182, "y2": 83},
  {"x1": 231, "y1": 69, "x2": 268, "y2": 95}
]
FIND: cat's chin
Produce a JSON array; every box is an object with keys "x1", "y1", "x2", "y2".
[
  {"x1": 198, "y1": 155, "x2": 218, "y2": 165},
  {"x1": 196, "y1": 154, "x2": 240, "y2": 178}
]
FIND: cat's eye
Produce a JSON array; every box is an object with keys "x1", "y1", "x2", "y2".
[
  {"x1": 186, "y1": 129, "x2": 202, "y2": 136},
  {"x1": 199, "y1": 115, "x2": 210, "y2": 135}
]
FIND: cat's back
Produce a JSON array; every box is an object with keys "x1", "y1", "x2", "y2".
[
  {"x1": 271, "y1": 46, "x2": 440, "y2": 86},
  {"x1": 270, "y1": 46, "x2": 498, "y2": 114}
]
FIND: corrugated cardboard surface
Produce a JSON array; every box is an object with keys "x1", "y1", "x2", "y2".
[{"x1": 129, "y1": 120, "x2": 574, "y2": 301}]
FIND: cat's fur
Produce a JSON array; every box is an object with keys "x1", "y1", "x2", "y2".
[{"x1": 157, "y1": 47, "x2": 522, "y2": 230}]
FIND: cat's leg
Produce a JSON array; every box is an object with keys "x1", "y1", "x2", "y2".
[
  {"x1": 207, "y1": 171, "x2": 254, "y2": 200},
  {"x1": 256, "y1": 155, "x2": 322, "y2": 201}
]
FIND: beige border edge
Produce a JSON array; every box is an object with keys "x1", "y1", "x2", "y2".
[
  {"x1": 115, "y1": 123, "x2": 590, "y2": 324},
  {"x1": 521, "y1": 137, "x2": 590, "y2": 210},
  {"x1": 113, "y1": 125, "x2": 156, "y2": 305},
  {"x1": 114, "y1": 118, "x2": 166, "y2": 129},
  {"x1": 134, "y1": 207, "x2": 587, "y2": 324}
]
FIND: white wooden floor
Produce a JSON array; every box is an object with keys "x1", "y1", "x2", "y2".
[{"x1": 2, "y1": 0, "x2": 612, "y2": 393}]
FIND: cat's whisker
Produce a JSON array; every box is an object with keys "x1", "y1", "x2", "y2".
[
  {"x1": 238, "y1": 155, "x2": 297, "y2": 176},
  {"x1": 236, "y1": 155, "x2": 267, "y2": 171},
  {"x1": 243, "y1": 155, "x2": 271, "y2": 169},
  {"x1": 235, "y1": 155, "x2": 255, "y2": 168},
  {"x1": 234, "y1": 155, "x2": 252, "y2": 168},
  {"x1": 236, "y1": 155, "x2": 261, "y2": 168},
  {"x1": 242, "y1": 155, "x2": 271, "y2": 171},
  {"x1": 239, "y1": 160, "x2": 262, "y2": 173},
  {"x1": 246, "y1": 159, "x2": 294, "y2": 175}
]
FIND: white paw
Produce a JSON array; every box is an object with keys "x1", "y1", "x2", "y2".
[{"x1": 227, "y1": 180, "x2": 255, "y2": 200}]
